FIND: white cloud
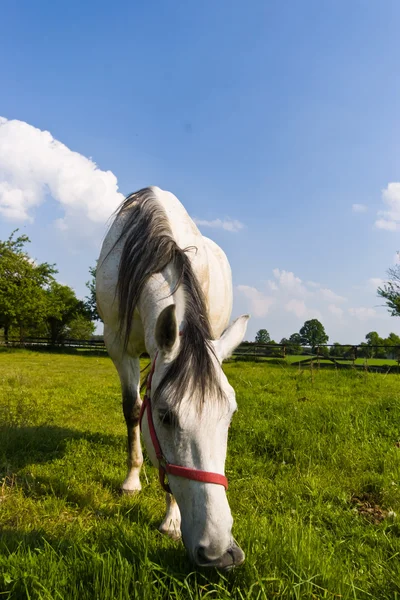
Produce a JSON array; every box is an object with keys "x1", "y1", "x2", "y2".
[
  {"x1": 0, "y1": 117, "x2": 123, "y2": 229},
  {"x1": 237, "y1": 285, "x2": 274, "y2": 317},
  {"x1": 267, "y1": 279, "x2": 278, "y2": 291},
  {"x1": 272, "y1": 272, "x2": 346, "y2": 304},
  {"x1": 348, "y1": 307, "x2": 376, "y2": 320},
  {"x1": 352, "y1": 203, "x2": 368, "y2": 213},
  {"x1": 376, "y1": 218, "x2": 397, "y2": 231},
  {"x1": 273, "y1": 268, "x2": 308, "y2": 296},
  {"x1": 239, "y1": 269, "x2": 341, "y2": 325},
  {"x1": 285, "y1": 299, "x2": 308, "y2": 318},
  {"x1": 194, "y1": 218, "x2": 244, "y2": 233},
  {"x1": 54, "y1": 218, "x2": 68, "y2": 231},
  {"x1": 375, "y1": 182, "x2": 400, "y2": 231},
  {"x1": 319, "y1": 288, "x2": 346, "y2": 303},
  {"x1": 285, "y1": 299, "x2": 321, "y2": 320},
  {"x1": 328, "y1": 304, "x2": 344, "y2": 318},
  {"x1": 368, "y1": 277, "x2": 384, "y2": 290}
]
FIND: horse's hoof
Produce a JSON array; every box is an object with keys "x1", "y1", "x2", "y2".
[
  {"x1": 120, "y1": 486, "x2": 141, "y2": 496},
  {"x1": 159, "y1": 524, "x2": 182, "y2": 541}
]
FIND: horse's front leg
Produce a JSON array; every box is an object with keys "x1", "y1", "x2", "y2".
[
  {"x1": 159, "y1": 493, "x2": 181, "y2": 541},
  {"x1": 121, "y1": 386, "x2": 143, "y2": 494},
  {"x1": 104, "y1": 328, "x2": 143, "y2": 495}
]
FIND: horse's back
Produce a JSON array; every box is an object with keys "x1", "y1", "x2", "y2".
[
  {"x1": 151, "y1": 188, "x2": 232, "y2": 336},
  {"x1": 96, "y1": 187, "x2": 232, "y2": 342}
]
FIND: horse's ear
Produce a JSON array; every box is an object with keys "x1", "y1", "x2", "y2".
[
  {"x1": 155, "y1": 304, "x2": 178, "y2": 353},
  {"x1": 214, "y1": 315, "x2": 250, "y2": 362}
]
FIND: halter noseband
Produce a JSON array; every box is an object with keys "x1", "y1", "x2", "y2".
[{"x1": 139, "y1": 351, "x2": 228, "y2": 494}]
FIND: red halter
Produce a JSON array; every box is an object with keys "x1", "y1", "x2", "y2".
[{"x1": 139, "y1": 352, "x2": 228, "y2": 494}]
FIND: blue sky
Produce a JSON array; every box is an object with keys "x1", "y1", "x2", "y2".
[{"x1": 1, "y1": 0, "x2": 399, "y2": 343}]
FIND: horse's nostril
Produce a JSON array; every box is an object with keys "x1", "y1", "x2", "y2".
[
  {"x1": 195, "y1": 546, "x2": 209, "y2": 564},
  {"x1": 194, "y1": 543, "x2": 245, "y2": 569},
  {"x1": 227, "y1": 544, "x2": 245, "y2": 567}
]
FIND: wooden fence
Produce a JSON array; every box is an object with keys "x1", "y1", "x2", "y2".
[
  {"x1": 232, "y1": 343, "x2": 400, "y2": 371},
  {"x1": 2, "y1": 338, "x2": 400, "y2": 371}
]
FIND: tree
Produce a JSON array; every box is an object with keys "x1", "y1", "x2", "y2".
[
  {"x1": 299, "y1": 319, "x2": 328, "y2": 351},
  {"x1": 329, "y1": 343, "x2": 341, "y2": 357},
  {"x1": 365, "y1": 331, "x2": 381, "y2": 346},
  {"x1": 280, "y1": 335, "x2": 302, "y2": 355},
  {"x1": 85, "y1": 264, "x2": 102, "y2": 322},
  {"x1": 365, "y1": 331, "x2": 386, "y2": 358},
  {"x1": 386, "y1": 332, "x2": 400, "y2": 345},
  {"x1": 329, "y1": 343, "x2": 352, "y2": 358},
  {"x1": 318, "y1": 345, "x2": 330, "y2": 358},
  {"x1": 289, "y1": 333, "x2": 303, "y2": 354},
  {"x1": 383, "y1": 332, "x2": 400, "y2": 360},
  {"x1": 255, "y1": 329, "x2": 271, "y2": 344},
  {"x1": 65, "y1": 314, "x2": 96, "y2": 339},
  {"x1": 44, "y1": 282, "x2": 91, "y2": 344},
  {"x1": 0, "y1": 231, "x2": 96, "y2": 345},
  {"x1": 358, "y1": 342, "x2": 373, "y2": 359},
  {"x1": 0, "y1": 230, "x2": 56, "y2": 342},
  {"x1": 378, "y1": 259, "x2": 400, "y2": 317}
]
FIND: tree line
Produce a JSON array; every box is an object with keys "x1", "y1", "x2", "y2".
[
  {"x1": 253, "y1": 320, "x2": 400, "y2": 359},
  {"x1": 0, "y1": 231, "x2": 96, "y2": 344}
]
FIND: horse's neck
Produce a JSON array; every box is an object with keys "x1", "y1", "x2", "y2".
[{"x1": 138, "y1": 265, "x2": 186, "y2": 357}]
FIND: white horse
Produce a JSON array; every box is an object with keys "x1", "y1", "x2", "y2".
[{"x1": 96, "y1": 187, "x2": 249, "y2": 569}]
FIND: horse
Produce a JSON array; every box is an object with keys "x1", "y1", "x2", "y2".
[{"x1": 96, "y1": 186, "x2": 249, "y2": 569}]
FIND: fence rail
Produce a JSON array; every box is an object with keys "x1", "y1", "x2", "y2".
[
  {"x1": 233, "y1": 342, "x2": 400, "y2": 357},
  {"x1": 1, "y1": 338, "x2": 400, "y2": 370}
]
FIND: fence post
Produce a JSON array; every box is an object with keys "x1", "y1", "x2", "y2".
[
  {"x1": 352, "y1": 345, "x2": 357, "y2": 368},
  {"x1": 396, "y1": 345, "x2": 400, "y2": 373}
]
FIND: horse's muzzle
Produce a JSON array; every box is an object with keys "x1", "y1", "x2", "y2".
[{"x1": 195, "y1": 542, "x2": 245, "y2": 570}]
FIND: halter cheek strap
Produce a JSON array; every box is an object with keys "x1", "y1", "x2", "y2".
[{"x1": 139, "y1": 352, "x2": 229, "y2": 494}]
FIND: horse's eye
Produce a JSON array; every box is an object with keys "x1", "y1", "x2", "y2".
[{"x1": 159, "y1": 410, "x2": 173, "y2": 426}]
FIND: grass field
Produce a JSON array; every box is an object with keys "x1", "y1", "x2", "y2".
[{"x1": 1, "y1": 350, "x2": 400, "y2": 599}]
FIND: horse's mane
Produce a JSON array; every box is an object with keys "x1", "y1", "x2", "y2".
[{"x1": 113, "y1": 187, "x2": 225, "y2": 408}]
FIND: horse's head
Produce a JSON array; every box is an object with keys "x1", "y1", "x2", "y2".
[{"x1": 141, "y1": 305, "x2": 249, "y2": 569}]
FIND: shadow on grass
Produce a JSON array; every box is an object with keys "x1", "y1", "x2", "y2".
[
  {"x1": 0, "y1": 425, "x2": 167, "y2": 533},
  {"x1": 0, "y1": 524, "x2": 248, "y2": 589},
  {"x1": 0, "y1": 425, "x2": 124, "y2": 471},
  {"x1": 1, "y1": 425, "x2": 141, "y2": 504},
  {"x1": 0, "y1": 526, "x2": 199, "y2": 580}
]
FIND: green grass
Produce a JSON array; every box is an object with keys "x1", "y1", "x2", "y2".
[{"x1": 1, "y1": 350, "x2": 400, "y2": 599}]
